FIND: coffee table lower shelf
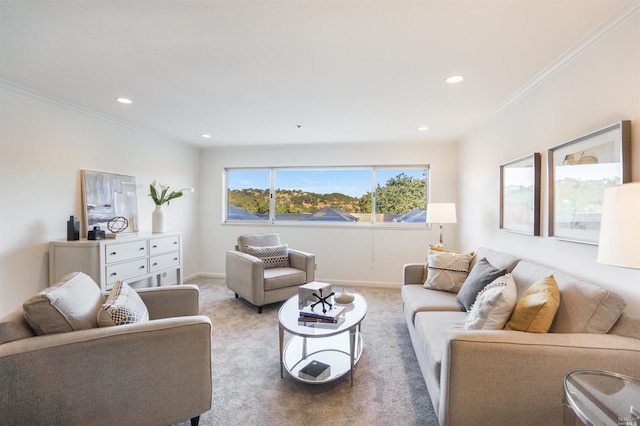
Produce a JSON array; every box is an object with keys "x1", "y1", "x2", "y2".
[{"x1": 282, "y1": 332, "x2": 363, "y2": 385}]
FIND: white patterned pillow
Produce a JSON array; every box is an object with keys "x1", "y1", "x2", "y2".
[
  {"x1": 464, "y1": 274, "x2": 517, "y2": 330},
  {"x1": 97, "y1": 281, "x2": 149, "y2": 327},
  {"x1": 423, "y1": 250, "x2": 473, "y2": 293},
  {"x1": 246, "y1": 244, "x2": 290, "y2": 268}
]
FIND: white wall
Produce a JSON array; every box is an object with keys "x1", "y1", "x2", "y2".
[
  {"x1": 0, "y1": 86, "x2": 200, "y2": 316},
  {"x1": 198, "y1": 142, "x2": 458, "y2": 287},
  {"x1": 458, "y1": 11, "x2": 640, "y2": 313}
]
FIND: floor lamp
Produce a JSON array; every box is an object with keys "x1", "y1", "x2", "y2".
[
  {"x1": 426, "y1": 203, "x2": 457, "y2": 249},
  {"x1": 597, "y1": 182, "x2": 640, "y2": 270}
]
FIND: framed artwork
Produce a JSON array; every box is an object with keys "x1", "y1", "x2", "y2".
[
  {"x1": 548, "y1": 121, "x2": 631, "y2": 244},
  {"x1": 81, "y1": 170, "x2": 139, "y2": 235},
  {"x1": 500, "y1": 153, "x2": 541, "y2": 236}
]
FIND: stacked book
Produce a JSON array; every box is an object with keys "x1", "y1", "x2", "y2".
[{"x1": 298, "y1": 304, "x2": 345, "y2": 324}]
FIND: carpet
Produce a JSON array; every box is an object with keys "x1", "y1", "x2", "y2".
[{"x1": 175, "y1": 278, "x2": 438, "y2": 426}]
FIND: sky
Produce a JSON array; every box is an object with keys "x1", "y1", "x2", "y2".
[{"x1": 228, "y1": 168, "x2": 427, "y2": 198}]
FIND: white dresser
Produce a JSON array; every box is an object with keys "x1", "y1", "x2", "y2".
[{"x1": 49, "y1": 232, "x2": 183, "y2": 292}]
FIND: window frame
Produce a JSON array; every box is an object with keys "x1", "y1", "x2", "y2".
[{"x1": 224, "y1": 165, "x2": 430, "y2": 228}]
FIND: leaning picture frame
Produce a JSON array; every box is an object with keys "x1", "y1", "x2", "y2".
[
  {"x1": 500, "y1": 153, "x2": 541, "y2": 236},
  {"x1": 548, "y1": 121, "x2": 631, "y2": 245},
  {"x1": 81, "y1": 170, "x2": 140, "y2": 236}
]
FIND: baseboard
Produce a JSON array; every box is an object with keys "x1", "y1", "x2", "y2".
[{"x1": 189, "y1": 272, "x2": 401, "y2": 289}]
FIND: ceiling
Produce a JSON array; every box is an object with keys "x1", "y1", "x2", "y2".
[{"x1": 0, "y1": 1, "x2": 633, "y2": 148}]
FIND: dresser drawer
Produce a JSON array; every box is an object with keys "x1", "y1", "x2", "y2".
[
  {"x1": 150, "y1": 251, "x2": 180, "y2": 272},
  {"x1": 106, "y1": 258, "x2": 148, "y2": 284},
  {"x1": 149, "y1": 235, "x2": 180, "y2": 254},
  {"x1": 104, "y1": 240, "x2": 148, "y2": 264}
]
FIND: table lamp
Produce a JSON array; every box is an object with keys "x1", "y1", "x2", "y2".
[
  {"x1": 597, "y1": 182, "x2": 640, "y2": 269},
  {"x1": 426, "y1": 203, "x2": 457, "y2": 248}
]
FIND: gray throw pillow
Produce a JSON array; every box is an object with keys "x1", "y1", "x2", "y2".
[{"x1": 456, "y1": 258, "x2": 507, "y2": 311}]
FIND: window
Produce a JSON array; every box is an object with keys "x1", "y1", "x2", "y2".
[{"x1": 225, "y1": 166, "x2": 428, "y2": 225}]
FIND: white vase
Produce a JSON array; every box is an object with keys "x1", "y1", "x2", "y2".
[{"x1": 152, "y1": 205, "x2": 166, "y2": 233}]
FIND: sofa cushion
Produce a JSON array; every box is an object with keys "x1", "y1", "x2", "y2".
[
  {"x1": 246, "y1": 244, "x2": 290, "y2": 268},
  {"x1": 97, "y1": 280, "x2": 149, "y2": 327},
  {"x1": 504, "y1": 275, "x2": 560, "y2": 333},
  {"x1": 456, "y1": 258, "x2": 507, "y2": 311},
  {"x1": 424, "y1": 250, "x2": 473, "y2": 293},
  {"x1": 22, "y1": 272, "x2": 105, "y2": 335},
  {"x1": 414, "y1": 311, "x2": 467, "y2": 388},
  {"x1": 402, "y1": 285, "x2": 462, "y2": 325},
  {"x1": 0, "y1": 307, "x2": 35, "y2": 344},
  {"x1": 464, "y1": 273, "x2": 517, "y2": 330},
  {"x1": 512, "y1": 261, "x2": 626, "y2": 334},
  {"x1": 548, "y1": 270, "x2": 626, "y2": 334},
  {"x1": 469, "y1": 247, "x2": 520, "y2": 273}
]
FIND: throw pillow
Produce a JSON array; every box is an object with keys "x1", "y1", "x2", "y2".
[
  {"x1": 464, "y1": 274, "x2": 517, "y2": 330},
  {"x1": 22, "y1": 272, "x2": 105, "y2": 335},
  {"x1": 456, "y1": 258, "x2": 507, "y2": 311},
  {"x1": 97, "y1": 280, "x2": 149, "y2": 327},
  {"x1": 504, "y1": 275, "x2": 560, "y2": 333},
  {"x1": 421, "y1": 245, "x2": 464, "y2": 283},
  {"x1": 246, "y1": 244, "x2": 290, "y2": 268},
  {"x1": 423, "y1": 249, "x2": 473, "y2": 293}
]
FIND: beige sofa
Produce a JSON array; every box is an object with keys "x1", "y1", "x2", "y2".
[
  {"x1": 0, "y1": 275, "x2": 212, "y2": 426},
  {"x1": 402, "y1": 247, "x2": 640, "y2": 426}
]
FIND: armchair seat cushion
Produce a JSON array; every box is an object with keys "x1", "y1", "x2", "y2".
[{"x1": 264, "y1": 267, "x2": 307, "y2": 290}]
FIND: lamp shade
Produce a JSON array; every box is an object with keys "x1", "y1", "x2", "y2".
[
  {"x1": 426, "y1": 203, "x2": 457, "y2": 224},
  {"x1": 597, "y1": 182, "x2": 640, "y2": 269}
]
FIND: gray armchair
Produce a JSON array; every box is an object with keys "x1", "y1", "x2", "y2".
[
  {"x1": 0, "y1": 284, "x2": 212, "y2": 426},
  {"x1": 226, "y1": 233, "x2": 315, "y2": 313}
]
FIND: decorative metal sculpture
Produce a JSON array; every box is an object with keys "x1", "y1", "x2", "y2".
[
  {"x1": 311, "y1": 288, "x2": 335, "y2": 313},
  {"x1": 107, "y1": 216, "x2": 129, "y2": 233}
]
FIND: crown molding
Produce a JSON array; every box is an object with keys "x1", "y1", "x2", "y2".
[
  {"x1": 482, "y1": 0, "x2": 640, "y2": 128},
  {"x1": 0, "y1": 79, "x2": 182, "y2": 144}
]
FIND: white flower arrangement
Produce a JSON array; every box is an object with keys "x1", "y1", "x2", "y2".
[{"x1": 148, "y1": 180, "x2": 194, "y2": 206}]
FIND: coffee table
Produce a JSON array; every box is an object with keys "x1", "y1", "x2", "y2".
[
  {"x1": 278, "y1": 291, "x2": 367, "y2": 386},
  {"x1": 563, "y1": 369, "x2": 640, "y2": 425}
]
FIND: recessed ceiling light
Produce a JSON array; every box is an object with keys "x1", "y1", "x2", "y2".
[
  {"x1": 446, "y1": 75, "x2": 464, "y2": 84},
  {"x1": 201, "y1": 134, "x2": 211, "y2": 138},
  {"x1": 115, "y1": 97, "x2": 133, "y2": 104},
  {"x1": 418, "y1": 126, "x2": 429, "y2": 131}
]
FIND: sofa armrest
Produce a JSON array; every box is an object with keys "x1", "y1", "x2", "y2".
[
  {"x1": 0, "y1": 316, "x2": 212, "y2": 425},
  {"x1": 288, "y1": 249, "x2": 316, "y2": 282},
  {"x1": 225, "y1": 250, "x2": 264, "y2": 301},
  {"x1": 403, "y1": 263, "x2": 425, "y2": 285},
  {"x1": 439, "y1": 330, "x2": 640, "y2": 426},
  {"x1": 136, "y1": 284, "x2": 200, "y2": 319}
]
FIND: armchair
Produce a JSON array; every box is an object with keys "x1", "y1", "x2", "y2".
[
  {"x1": 0, "y1": 283, "x2": 212, "y2": 426},
  {"x1": 226, "y1": 233, "x2": 315, "y2": 313}
]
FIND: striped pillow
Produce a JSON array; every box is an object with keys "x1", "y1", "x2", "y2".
[{"x1": 424, "y1": 250, "x2": 473, "y2": 293}]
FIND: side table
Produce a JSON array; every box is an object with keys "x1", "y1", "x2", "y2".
[{"x1": 563, "y1": 369, "x2": 640, "y2": 426}]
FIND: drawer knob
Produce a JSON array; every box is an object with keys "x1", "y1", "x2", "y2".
[
  {"x1": 139, "y1": 247, "x2": 145, "y2": 251},
  {"x1": 173, "y1": 258, "x2": 178, "y2": 261},
  {"x1": 173, "y1": 242, "x2": 177, "y2": 245},
  {"x1": 139, "y1": 266, "x2": 145, "y2": 269},
  {"x1": 110, "y1": 252, "x2": 117, "y2": 256},
  {"x1": 110, "y1": 272, "x2": 117, "y2": 277},
  {"x1": 152, "y1": 245, "x2": 158, "y2": 249},
  {"x1": 152, "y1": 262, "x2": 158, "y2": 266}
]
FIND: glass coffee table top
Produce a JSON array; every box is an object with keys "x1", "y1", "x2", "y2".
[{"x1": 564, "y1": 370, "x2": 640, "y2": 426}]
